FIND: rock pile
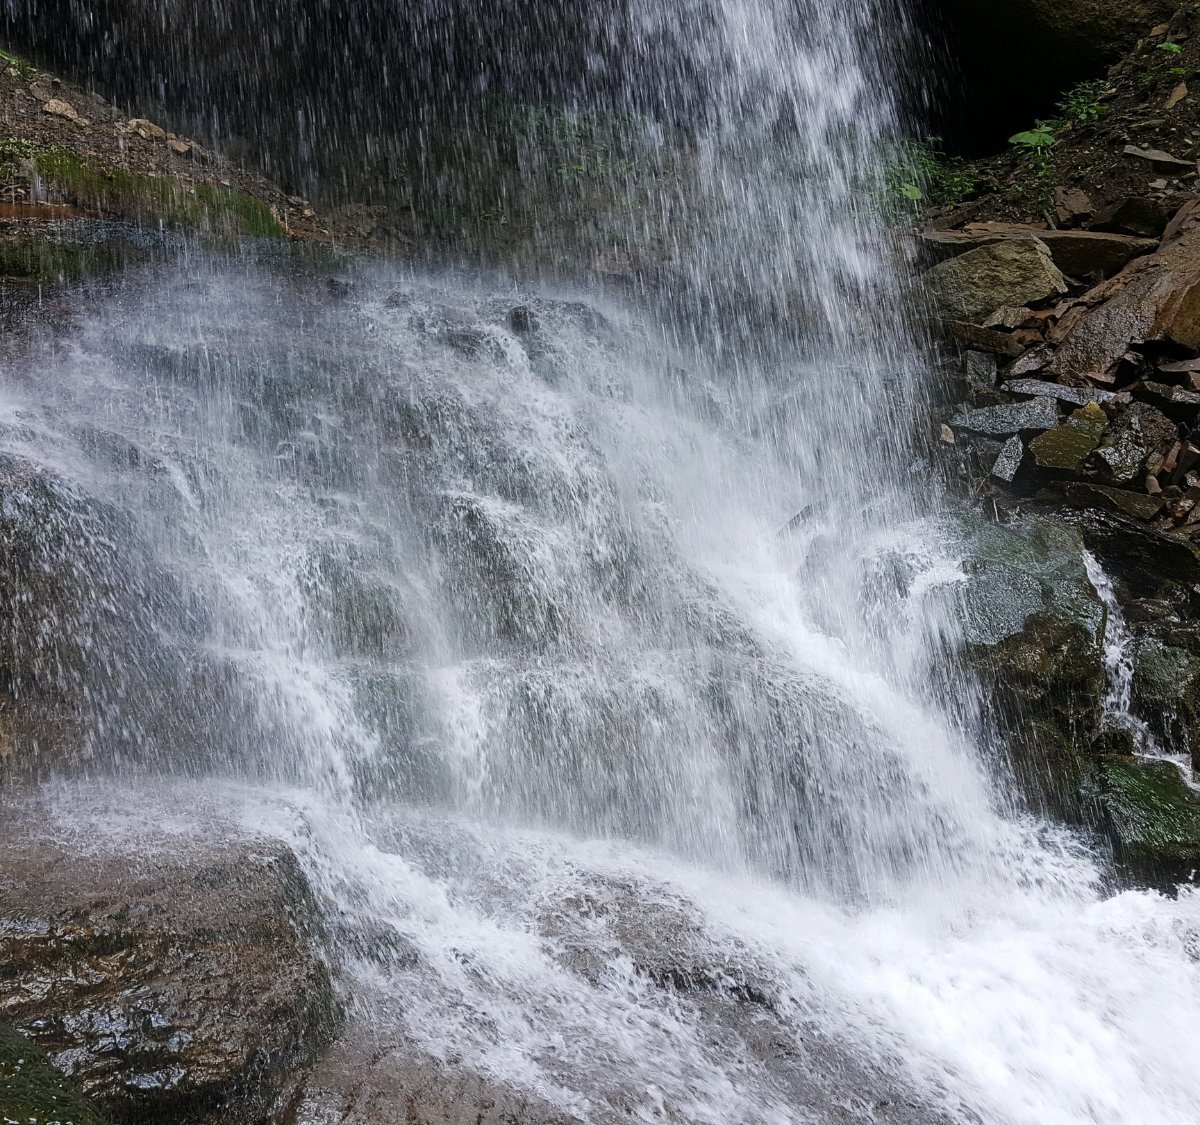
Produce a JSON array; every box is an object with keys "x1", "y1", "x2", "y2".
[{"x1": 933, "y1": 205, "x2": 1200, "y2": 536}]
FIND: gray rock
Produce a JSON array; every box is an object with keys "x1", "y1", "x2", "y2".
[
  {"x1": 1002, "y1": 378, "x2": 1125, "y2": 406},
  {"x1": 924, "y1": 238, "x2": 1067, "y2": 324},
  {"x1": 991, "y1": 434, "x2": 1024, "y2": 482},
  {"x1": 1063, "y1": 482, "x2": 1166, "y2": 520},
  {"x1": 963, "y1": 350, "x2": 999, "y2": 392},
  {"x1": 950, "y1": 395, "x2": 1060, "y2": 436},
  {"x1": 1096, "y1": 430, "x2": 1150, "y2": 483}
]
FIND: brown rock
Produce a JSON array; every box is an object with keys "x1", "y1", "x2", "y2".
[
  {"x1": 1050, "y1": 222, "x2": 1200, "y2": 380},
  {"x1": 1166, "y1": 82, "x2": 1189, "y2": 111},
  {"x1": 167, "y1": 138, "x2": 191, "y2": 155},
  {"x1": 42, "y1": 98, "x2": 80, "y2": 122},
  {"x1": 923, "y1": 225, "x2": 1156, "y2": 278},
  {"x1": 939, "y1": 320, "x2": 1025, "y2": 357},
  {"x1": 923, "y1": 238, "x2": 1066, "y2": 324},
  {"x1": 127, "y1": 117, "x2": 167, "y2": 141},
  {"x1": 0, "y1": 794, "x2": 338, "y2": 1124}
]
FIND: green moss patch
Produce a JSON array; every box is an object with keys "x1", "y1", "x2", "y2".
[
  {"x1": 1084, "y1": 755, "x2": 1200, "y2": 881},
  {"x1": 0, "y1": 1022, "x2": 108, "y2": 1125},
  {"x1": 0, "y1": 144, "x2": 283, "y2": 239}
]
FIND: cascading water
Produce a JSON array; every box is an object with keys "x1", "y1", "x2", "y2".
[
  {"x1": 3, "y1": 1, "x2": 1200, "y2": 1123},
  {"x1": 1085, "y1": 551, "x2": 1200, "y2": 789}
]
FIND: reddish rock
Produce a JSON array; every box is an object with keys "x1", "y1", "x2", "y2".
[{"x1": 1050, "y1": 224, "x2": 1200, "y2": 380}]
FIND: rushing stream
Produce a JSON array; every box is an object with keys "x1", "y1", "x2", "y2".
[{"x1": 3, "y1": 0, "x2": 1200, "y2": 1122}]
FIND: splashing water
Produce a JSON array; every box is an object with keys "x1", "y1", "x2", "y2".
[{"x1": 2, "y1": 1, "x2": 1200, "y2": 1122}]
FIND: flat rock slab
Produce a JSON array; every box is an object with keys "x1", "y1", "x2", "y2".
[
  {"x1": 951, "y1": 395, "x2": 1060, "y2": 436},
  {"x1": 0, "y1": 793, "x2": 338, "y2": 1125},
  {"x1": 924, "y1": 225, "x2": 1157, "y2": 278}
]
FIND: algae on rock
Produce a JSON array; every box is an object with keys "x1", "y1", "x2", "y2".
[{"x1": 0, "y1": 1022, "x2": 108, "y2": 1125}]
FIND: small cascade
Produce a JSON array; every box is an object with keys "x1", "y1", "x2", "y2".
[{"x1": 1085, "y1": 550, "x2": 1199, "y2": 788}]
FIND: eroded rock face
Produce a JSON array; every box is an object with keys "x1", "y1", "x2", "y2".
[{"x1": 0, "y1": 801, "x2": 338, "y2": 1125}]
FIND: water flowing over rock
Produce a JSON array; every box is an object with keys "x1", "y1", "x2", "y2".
[
  {"x1": 4, "y1": 1, "x2": 1200, "y2": 1123},
  {"x1": 0, "y1": 793, "x2": 338, "y2": 1124}
]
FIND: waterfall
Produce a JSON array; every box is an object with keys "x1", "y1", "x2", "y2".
[{"x1": 3, "y1": 1, "x2": 1200, "y2": 1122}]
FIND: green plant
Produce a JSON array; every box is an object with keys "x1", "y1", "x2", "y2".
[
  {"x1": 0, "y1": 47, "x2": 31, "y2": 79},
  {"x1": 885, "y1": 137, "x2": 978, "y2": 209},
  {"x1": 0, "y1": 137, "x2": 55, "y2": 163},
  {"x1": 1158, "y1": 41, "x2": 1184, "y2": 55},
  {"x1": 1009, "y1": 121, "x2": 1057, "y2": 210},
  {"x1": 1057, "y1": 80, "x2": 1110, "y2": 124}
]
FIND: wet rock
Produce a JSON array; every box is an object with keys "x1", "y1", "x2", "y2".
[
  {"x1": 1130, "y1": 635, "x2": 1200, "y2": 765},
  {"x1": 950, "y1": 395, "x2": 1059, "y2": 436},
  {"x1": 1028, "y1": 402, "x2": 1107, "y2": 470},
  {"x1": 1129, "y1": 380, "x2": 1200, "y2": 421},
  {"x1": 0, "y1": 804, "x2": 338, "y2": 1125},
  {"x1": 1051, "y1": 223, "x2": 1200, "y2": 380},
  {"x1": 1002, "y1": 378, "x2": 1125, "y2": 406},
  {"x1": 0, "y1": 1021, "x2": 108, "y2": 1125},
  {"x1": 507, "y1": 305, "x2": 538, "y2": 336},
  {"x1": 1083, "y1": 756, "x2": 1200, "y2": 886},
  {"x1": 1095, "y1": 401, "x2": 1177, "y2": 484},
  {"x1": 941, "y1": 320, "x2": 1024, "y2": 357},
  {"x1": 957, "y1": 514, "x2": 1105, "y2": 817},
  {"x1": 1062, "y1": 482, "x2": 1165, "y2": 520},
  {"x1": 1079, "y1": 509, "x2": 1200, "y2": 597},
  {"x1": 963, "y1": 350, "x2": 999, "y2": 392},
  {"x1": 924, "y1": 238, "x2": 1067, "y2": 324}
]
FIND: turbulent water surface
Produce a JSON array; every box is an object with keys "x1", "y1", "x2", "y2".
[{"x1": 3, "y1": 0, "x2": 1200, "y2": 1122}]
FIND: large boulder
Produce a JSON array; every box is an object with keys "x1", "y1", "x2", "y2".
[
  {"x1": 0, "y1": 798, "x2": 339, "y2": 1124},
  {"x1": 924, "y1": 239, "x2": 1067, "y2": 325},
  {"x1": 1083, "y1": 756, "x2": 1200, "y2": 885}
]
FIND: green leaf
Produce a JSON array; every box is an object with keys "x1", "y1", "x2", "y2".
[
  {"x1": 899, "y1": 182, "x2": 924, "y2": 201},
  {"x1": 1158, "y1": 41, "x2": 1184, "y2": 55},
  {"x1": 1009, "y1": 128, "x2": 1056, "y2": 150}
]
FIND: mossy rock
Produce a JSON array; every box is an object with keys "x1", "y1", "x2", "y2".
[
  {"x1": 969, "y1": 613, "x2": 1105, "y2": 818},
  {"x1": 0, "y1": 1022, "x2": 108, "y2": 1125},
  {"x1": 1084, "y1": 755, "x2": 1200, "y2": 886},
  {"x1": 1028, "y1": 402, "x2": 1107, "y2": 471},
  {"x1": 1130, "y1": 636, "x2": 1200, "y2": 768},
  {"x1": 953, "y1": 512, "x2": 1106, "y2": 818},
  {"x1": 11, "y1": 148, "x2": 284, "y2": 238}
]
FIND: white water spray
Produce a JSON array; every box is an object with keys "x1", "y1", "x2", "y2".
[{"x1": 1, "y1": 0, "x2": 1199, "y2": 1122}]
